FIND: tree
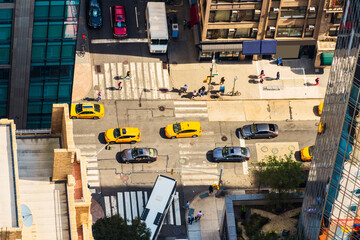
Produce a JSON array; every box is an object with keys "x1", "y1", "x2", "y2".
[
  {"x1": 252, "y1": 153, "x2": 304, "y2": 206},
  {"x1": 92, "y1": 214, "x2": 151, "y2": 240}
]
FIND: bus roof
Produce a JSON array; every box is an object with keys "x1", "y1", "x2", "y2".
[
  {"x1": 146, "y1": 2, "x2": 168, "y2": 39},
  {"x1": 141, "y1": 175, "x2": 176, "y2": 240}
]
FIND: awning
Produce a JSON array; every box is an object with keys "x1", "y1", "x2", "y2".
[
  {"x1": 321, "y1": 52, "x2": 334, "y2": 65},
  {"x1": 190, "y1": 4, "x2": 199, "y2": 27},
  {"x1": 242, "y1": 40, "x2": 261, "y2": 55},
  {"x1": 201, "y1": 43, "x2": 242, "y2": 52},
  {"x1": 261, "y1": 40, "x2": 277, "y2": 55}
]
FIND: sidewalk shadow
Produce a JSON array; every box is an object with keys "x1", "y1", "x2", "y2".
[
  {"x1": 248, "y1": 79, "x2": 259, "y2": 84},
  {"x1": 171, "y1": 87, "x2": 180, "y2": 94},
  {"x1": 83, "y1": 97, "x2": 97, "y2": 101},
  {"x1": 181, "y1": 93, "x2": 192, "y2": 99},
  {"x1": 304, "y1": 83, "x2": 316, "y2": 86},
  {"x1": 98, "y1": 132, "x2": 107, "y2": 144},
  {"x1": 107, "y1": 87, "x2": 118, "y2": 91}
]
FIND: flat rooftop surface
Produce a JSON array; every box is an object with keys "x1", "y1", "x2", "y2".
[
  {"x1": 0, "y1": 125, "x2": 17, "y2": 227},
  {"x1": 17, "y1": 137, "x2": 70, "y2": 240}
]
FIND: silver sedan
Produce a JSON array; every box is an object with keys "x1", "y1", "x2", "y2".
[{"x1": 212, "y1": 146, "x2": 250, "y2": 162}]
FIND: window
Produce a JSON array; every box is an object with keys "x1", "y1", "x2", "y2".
[
  {"x1": 305, "y1": 26, "x2": 314, "y2": 37},
  {"x1": 269, "y1": 11, "x2": 278, "y2": 20},
  {"x1": 308, "y1": 8, "x2": 317, "y2": 19},
  {"x1": 331, "y1": 13, "x2": 342, "y2": 24},
  {"x1": 234, "y1": 28, "x2": 251, "y2": 38},
  {"x1": 329, "y1": 27, "x2": 339, "y2": 36},
  {"x1": 214, "y1": 10, "x2": 231, "y2": 22},
  {"x1": 277, "y1": 25, "x2": 303, "y2": 37},
  {"x1": 280, "y1": 7, "x2": 307, "y2": 19},
  {"x1": 265, "y1": 27, "x2": 275, "y2": 38},
  {"x1": 206, "y1": 29, "x2": 228, "y2": 39}
]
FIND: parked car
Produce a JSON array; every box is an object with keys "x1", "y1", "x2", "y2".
[
  {"x1": 165, "y1": 121, "x2": 202, "y2": 139},
  {"x1": 318, "y1": 102, "x2": 324, "y2": 116},
  {"x1": 105, "y1": 127, "x2": 141, "y2": 144},
  {"x1": 240, "y1": 123, "x2": 279, "y2": 139},
  {"x1": 70, "y1": 103, "x2": 104, "y2": 119},
  {"x1": 111, "y1": 5, "x2": 127, "y2": 38},
  {"x1": 212, "y1": 146, "x2": 250, "y2": 162},
  {"x1": 87, "y1": 0, "x2": 102, "y2": 28},
  {"x1": 120, "y1": 148, "x2": 158, "y2": 163},
  {"x1": 301, "y1": 145, "x2": 314, "y2": 162}
]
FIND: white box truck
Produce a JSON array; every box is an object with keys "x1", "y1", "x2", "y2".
[{"x1": 146, "y1": 2, "x2": 168, "y2": 53}]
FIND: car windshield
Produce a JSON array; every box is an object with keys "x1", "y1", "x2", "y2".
[
  {"x1": 113, "y1": 128, "x2": 121, "y2": 138},
  {"x1": 92, "y1": 8, "x2": 101, "y2": 17},
  {"x1": 149, "y1": 149, "x2": 155, "y2": 156},
  {"x1": 222, "y1": 147, "x2": 229, "y2": 157},
  {"x1": 132, "y1": 148, "x2": 145, "y2": 157},
  {"x1": 173, "y1": 123, "x2": 181, "y2": 133},
  {"x1": 75, "y1": 104, "x2": 83, "y2": 113},
  {"x1": 94, "y1": 104, "x2": 100, "y2": 112},
  {"x1": 309, "y1": 146, "x2": 315, "y2": 156},
  {"x1": 115, "y1": 21, "x2": 126, "y2": 28},
  {"x1": 269, "y1": 124, "x2": 275, "y2": 132},
  {"x1": 240, "y1": 148, "x2": 247, "y2": 155},
  {"x1": 250, "y1": 124, "x2": 258, "y2": 134}
]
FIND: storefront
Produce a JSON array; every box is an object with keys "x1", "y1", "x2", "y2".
[{"x1": 198, "y1": 43, "x2": 243, "y2": 61}]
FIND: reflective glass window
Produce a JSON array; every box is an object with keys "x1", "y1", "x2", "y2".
[
  {"x1": 0, "y1": 9, "x2": 12, "y2": 22},
  {"x1": 61, "y1": 43, "x2": 75, "y2": 58},
  {"x1": 0, "y1": 45, "x2": 10, "y2": 64},
  {"x1": 48, "y1": 22, "x2": 62, "y2": 39},
  {"x1": 50, "y1": 1, "x2": 65, "y2": 18},
  {"x1": 33, "y1": 23, "x2": 48, "y2": 40},
  {"x1": 34, "y1": 2, "x2": 50, "y2": 19},
  {"x1": 44, "y1": 82, "x2": 58, "y2": 98},
  {"x1": 32, "y1": 44, "x2": 46, "y2": 60},
  {"x1": 47, "y1": 44, "x2": 61, "y2": 59},
  {"x1": 0, "y1": 24, "x2": 12, "y2": 42},
  {"x1": 29, "y1": 82, "x2": 44, "y2": 98},
  {"x1": 59, "y1": 82, "x2": 72, "y2": 97}
]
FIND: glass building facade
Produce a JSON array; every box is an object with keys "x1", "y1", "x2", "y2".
[
  {"x1": 27, "y1": 0, "x2": 78, "y2": 128},
  {"x1": 298, "y1": 0, "x2": 360, "y2": 239}
]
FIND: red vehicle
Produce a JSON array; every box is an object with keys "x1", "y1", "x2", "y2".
[{"x1": 111, "y1": 6, "x2": 127, "y2": 38}]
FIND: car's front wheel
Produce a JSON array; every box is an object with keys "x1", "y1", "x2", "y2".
[
  {"x1": 192, "y1": 135, "x2": 198, "y2": 138},
  {"x1": 110, "y1": 141, "x2": 116, "y2": 144},
  {"x1": 130, "y1": 141, "x2": 136, "y2": 144},
  {"x1": 71, "y1": 116, "x2": 77, "y2": 119},
  {"x1": 93, "y1": 116, "x2": 99, "y2": 120},
  {"x1": 171, "y1": 136, "x2": 176, "y2": 139},
  {"x1": 268, "y1": 136, "x2": 273, "y2": 139}
]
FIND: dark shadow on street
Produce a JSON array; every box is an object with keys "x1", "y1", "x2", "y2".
[
  {"x1": 305, "y1": 82, "x2": 316, "y2": 86},
  {"x1": 107, "y1": 87, "x2": 118, "y2": 91},
  {"x1": 248, "y1": 79, "x2": 259, "y2": 84},
  {"x1": 206, "y1": 150, "x2": 214, "y2": 162},
  {"x1": 159, "y1": 127, "x2": 168, "y2": 139},
  {"x1": 114, "y1": 76, "x2": 123, "y2": 80},
  {"x1": 181, "y1": 93, "x2": 192, "y2": 99},
  {"x1": 313, "y1": 106, "x2": 320, "y2": 116},
  {"x1": 115, "y1": 152, "x2": 123, "y2": 163},
  {"x1": 83, "y1": 97, "x2": 97, "y2": 101},
  {"x1": 235, "y1": 128, "x2": 242, "y2": 138},
  {"x1": 98, "y1": 132, "x2": 107, "y2": 144},
  {"x1": 294, "y1": 151, "x2": 302, "y2": 162}
]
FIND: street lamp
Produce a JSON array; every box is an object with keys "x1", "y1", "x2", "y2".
[
  {"x1": 231, "y1": 76, "x2": 238, "y2": 96},
  {"x1": 207, "y1": 55, "x2": 218, "y2": 93}
]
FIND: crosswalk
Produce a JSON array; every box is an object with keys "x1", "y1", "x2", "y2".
[
  {"x1": 174, "y1": 101, "x2": 209, "y2": 119},
  {"x1": 73, "y1": 133, "x2": 100, "y2": 188},
  {"x1": 104, "y1": 191, "x2": 182, "y2": 226},
  {"x1": 92, "y1": 62, "x2": 173, "y2": 100}
]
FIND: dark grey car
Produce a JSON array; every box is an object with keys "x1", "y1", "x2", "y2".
[
  {"x1": 212, "y1": 146, "x2": 250, "y2": 162},
  {"x1": 120, "y1": 148, "x2": 158, "y2": 163},
  {"x1": 240, "y1": 123, "x2": 279, "y2": 139}
]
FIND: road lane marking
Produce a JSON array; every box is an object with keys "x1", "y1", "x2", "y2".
[
  {"x1": 131, "y1": 191, "x2": 138, "y2": 219},
  {"x1": 174, "y1": 192, "x2": 181, "y2": 226},
  {"x1": 111, "y1": 196, "x2": 118, "y2": 215},
  {"x1": 117, "y1": 192, "x2": 125, "y2": 219},
  {"x1": 104, "y1": 196, "x2": 111, "y2": 217},
  {"x1": 124, "y1": 192, "x2": 132, "y2": 224},
  {"x1": 91, "y1": 38, "x2": 147, "y2": 44},
  {"x1": 238, "y1": 130, "x2": 248, "y2": 175}
]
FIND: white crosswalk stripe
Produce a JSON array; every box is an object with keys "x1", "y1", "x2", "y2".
[
  {"x1": 91, "y1": 61, "x2": 172, "y2": 100},
  {"x1": 174, "y1": 101, "x2": 209, "y2": 119},
  {"x1": 104, "y1": 191, "x2": 181, "y2": 226}
]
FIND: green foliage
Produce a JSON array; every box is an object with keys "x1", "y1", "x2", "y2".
[
  {"x1": 92, "y1": 214, "x2": 151, "y2": 240},
  {"x1": 242, "y1": 213, "x2": 270, "y2": 238},
  {"x1": 252, "y1": 153, "x2": 304, "y2": 201}
]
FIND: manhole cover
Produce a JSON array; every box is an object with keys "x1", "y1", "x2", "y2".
[
  {"x1": 123, "y1": 60, "x2": 128, "y2": 64},
  {"x1": 121, "y1": 175, "x2": 129, "y2": 182},
  {"x1": 287, "y1": 123, "x2": 296, "y2": 128},
  {"x1": 272, "y1": 148, "x2": 279, "y2": 154},
  {"x1": 288, "y1": 145, "x2": 295, "y2": 151},
  {"x1": 190, "y1": 142, "x2": 195, "y2": 146},
  {"x1": 158, "y1": 106, "x2": 165, "y2": 111},
  {"x1": 173, "y1": 228, "x2": 181, "y2": 235},
  {"x1": 179, "y1": 158, "x2": 186, "y2": 164},
  {"x1": 221, "y1": 136, "x2": 228, "y2": 141},
  {"x1": 261, "y1": 146, "x2": 268, "y2": 152}
]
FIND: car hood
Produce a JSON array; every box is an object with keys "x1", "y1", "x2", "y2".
[
  {"x1": 213, "y1": 148, "x2": 223, "y2": 159},
  {"x1": 70, "y1": 105, "x2": 76, "y2": 116},
  {"x1": 114, "y1": 26, "x2": 127, "y2": 36},
  {"x1": 105, "y1": 128, "x2": 115, "y2": 139},
  {"x1": 165, "y1": 124, "x2": 175, "y2": 136},
  {"x1": 121, "y1": 149, "x2": 132, "y2": 160},
  {"x1": 90, "y1": 16, "x2": 102, "y2": 27},
  {"x1": 241, "y1": 125, "x2": 252, "y2": 136}
]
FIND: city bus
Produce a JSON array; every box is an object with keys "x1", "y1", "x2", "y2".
[{"x1": 141, "y1": 175, "x2": 177, "y2": 240}]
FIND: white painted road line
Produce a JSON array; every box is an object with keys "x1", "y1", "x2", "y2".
[
  {"x1": 131, "y1": 191, "x2": 138, "y2": 219},
  {"x1": 91, "y1": 38, "x2": 148, "y2": 44},
  {"x1": 87, "y1": 162, "x2": 98, "y2": 168},
  {"x1": 124, "y1": 192, "x2": 132, "y2": 224},
  {"x1": 144, "y1": 191, "x2": 148, "y2": 205},
  {"x1": 175, "y1": 113, "x2": 209, "y2": 118},
  {"x1": 81, "y1": 151, "x2": 97, "y2": 156},
  {"x1": 73, "y1": 133, "x2": 96, "y2": 137},
  {"x1": 104, "y1": 196, "x2": 111, "y2": 217},
  {"x1": 87, "y1": 175, "x2": 99, "y2": 181},
  {"x1": 173, "y1": 192, "x2": 181, "y2": 226},
  {"x1": 111, "y1": 196, "x2": 118, "y2": 215},
  {"x1": 168, "y1": 201, "x2": 174, "y2": 225},
  {"x1": 87, "y1": 169, "x2": 99, "y2": 175},
  {"x1": 238, "y1": 130, "x2": 249, "y2": 175},
  {"x1": 175, "y1": 107, "x2": 208, "y2": 111},
  {"x1": 137, "y1": 191, "x2": 144, "y2": 216},
  {"x1": 174, "y1": 101, "x2": 207, "y2": 105},
  {"x1": 117, "y1": 192, "x2": 125, "y2": 219}
]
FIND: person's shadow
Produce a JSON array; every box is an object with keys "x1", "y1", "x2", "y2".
[{"x1": 304, "y1": 82, "x2": 316, "y2": 86}]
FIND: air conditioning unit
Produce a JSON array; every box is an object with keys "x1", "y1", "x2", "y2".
[
  {"x1": 252, "y1": 28, "x2": 258, "y2": 32},
  {"x1": 232, "y1": 10, "x2": 238, "y2": 14},
  {"x1": 273, "y1": 8, "x2": 279, "y2": 13},
  {"x1": 229, "y1": 29, "x2": 235, "y2": 33},
  {"x1": 308, "y1": 25, "x2": 315, "y2": 30},
  {"x1": 269, "y1": 26, "x2": 276, "y2": 31},
  {"x1": 309, "y1": 7, "x2": 316, "y2": 13},
  {"x1": 254, "y1": 9, "x2": 261, "y2": 15}
]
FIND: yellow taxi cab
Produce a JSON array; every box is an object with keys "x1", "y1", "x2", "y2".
[
  {"x1": 318, "y1": 102, "x2": 324, "y2": 116},
  {"x1": 165, "y1": 121, "x2": 202, "y2": 139},
  {"x1": 70, "y1": 103, "x2": 104, "y2": 119},
  {"x1": 301, "y1": 145, "x2": 314, "y2": 161},
  {"x1": 105, "y1": 127, "x2": 141, "y2": 144}
]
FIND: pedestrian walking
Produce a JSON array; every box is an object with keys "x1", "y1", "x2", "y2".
[
  {"x1": 220, "y1": 77, "x2": 225, "y2": 85},
  {"x1": 184, "y1": 200, "x2": 190, "y2": 209},
  {"x1": 198, "y1": 88, "x2": 204, "y2": 97},
  {"x1": 187, "y1": 21, "x2": 191, "y2": 30},
  {"x1": 260, "y1": 70, "x2": 264, "y2": 76},
  {"x1": 192, "y1": 90, "x2": 197, "y2": 99},
  {"x1": 260, "y1": 74, "x2": 264, "y2": 84},
  {"x1": 183, "y1": 84, "x2": 188, "y2": 93},
  {"x1": 183, "y1": 19, "x2": 187, "y2": 30},
  {"x1": 124, "y1": 71, "x2": 131, "y2": 79},
  {"x1": 118, "y1": 81, "x2": 122, "y2": 90},
  {"x1": 97, "y1": 92, "x2": 102, "y2": 102},
  {"x1": 195, "y1": 211, "x2": 204, "y2": 222},
  {"x1": 315, "y1": 77, "x2": 320, "y2": 86},
  {"x1": 188, "y1": 215, "x2": 195, "y2": 224},
  {"x1": 208, "y1": 185, "x2": 214, "y2": 194},
  {"x1": 276, "y1": 72, "x2": 280, "y2": 80}
]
